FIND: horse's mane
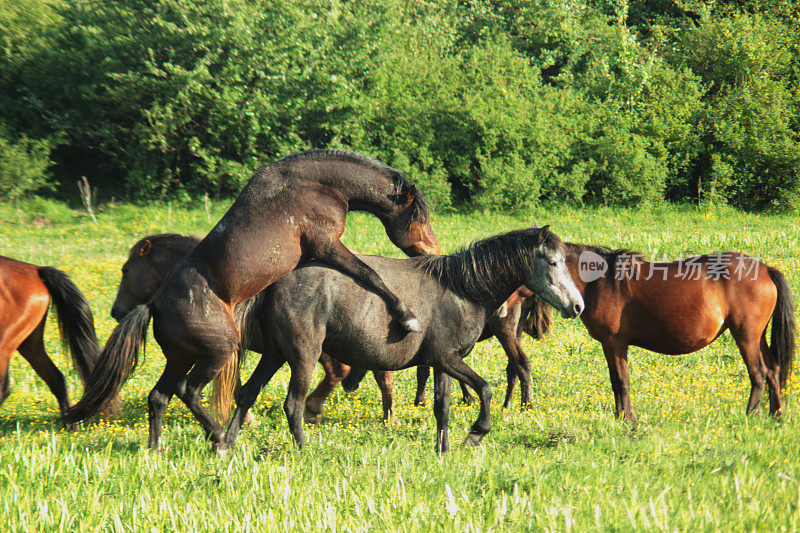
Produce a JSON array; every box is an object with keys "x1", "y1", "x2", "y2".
[
  {"x1": 416, "y1": 228, "x2": 564, "y2": 302},
  {"x1": 129, "y1": 233, "x2": 201, "y2": 258},
  {"x1": 277, "y1": 149, "x2": 431, "y2": 226},
  {"x1": 564, "y1": 241, "x2": 643, "y2": 288}
]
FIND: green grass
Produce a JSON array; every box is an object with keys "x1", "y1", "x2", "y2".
[{"x1": 0, "y1": 199, "x2": 798, "y2": 530}]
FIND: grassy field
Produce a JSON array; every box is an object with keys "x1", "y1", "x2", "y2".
[{"x1": 0, "y1": 198, "x2": 798, "y2": 531}]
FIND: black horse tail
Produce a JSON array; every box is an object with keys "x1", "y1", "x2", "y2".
[
  {"x1": 63, "y1": 304, "x2": 152, "y2": 424},
  {"x1": 768, "y1": 268, "x2": 796, "y2": 389},
  {"x1": 211, "y1": 294, "x2": 261, "y2": 422},
  {"x1": 522, "y1": 295, "x2": 553, "y2": 340},
  {"x1": 37, "y1": 266, "x2": 101, "y2": 383}
]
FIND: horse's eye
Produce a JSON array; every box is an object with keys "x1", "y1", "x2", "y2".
[{"x1": 548, "y1": 260, "x2": 557, "y2": 267}]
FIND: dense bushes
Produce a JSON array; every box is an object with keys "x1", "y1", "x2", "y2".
[{"x1": 0, "y1": 0, "x2": 798, "y2": 210}]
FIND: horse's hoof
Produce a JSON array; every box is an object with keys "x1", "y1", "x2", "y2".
[
  {"x1": 462, "y1": 433, "x2": 483, "y2": 447},
  {"x1": 213, "y1": 439, "x2": 231, "y2": 456},
  {"x1": 414, "y1": 398, "x2": 426, "y2": 407},
  {"x1": 304, "y1": 410, "x2": 322, "y2": 425},
  {"x1": 401, "y1": 317, "x2": 422, "y2": 333}
]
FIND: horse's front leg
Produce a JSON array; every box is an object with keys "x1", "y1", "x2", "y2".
[
  {"x1": 307, "y1": 238, "x2": 421, "y2": 333},
  {"x1": 373, "y1": 371, "x2": 397, "y2": 425},
  {"x1": 601, "y1": 341, "x2": 635, "y2": 422},
  {"x1": 494, "y1": 303, "x2": 534, "y2": 409},
  {"x1": 433, "y1": 352, "x2": 492, "y2": 447}
]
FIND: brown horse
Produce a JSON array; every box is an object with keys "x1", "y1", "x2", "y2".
[
  {"x1": 109, "y1": 233, "x2": 549, "y2": 425},
  {"x1": 0, "y1": 256, "x2": 101, "y2": 424},
  {"x1": 504, "y1": 243, "x2": 796, "y2": 421},
  {"x1": 66, "y1": 150, "x2": 440, "y2": 451}
]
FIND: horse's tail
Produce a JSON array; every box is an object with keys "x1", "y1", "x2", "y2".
[
  {"x1": 522, "y1": 295, "x2": 553, "y2": 340},
  {"x1": 37, "y1": 267, "x2": 101, "y2": 383},
  {"x1": 210, "y1": 294, "x2": 259, "y2": 422},
  {"x1": 63, "y1": 304, "x2": 152, "y2": 424},
  {"x1": 768, "y1": 268, "x2": 796, "y2": 389}
]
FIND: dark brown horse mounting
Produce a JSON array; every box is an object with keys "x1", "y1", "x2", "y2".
[
  {"x1": 0, "y1": 256, "x2": 101, "y2": 424},
  {"x1": 504, "y1": 243, "x2": 796, "y2": 421},
  {"x1": 66, "y1": 150, "x2": 441, "y2": 450}
]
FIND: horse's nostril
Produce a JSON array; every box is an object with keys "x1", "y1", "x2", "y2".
[{"x1": 573, "y1": 303, "x2": 584, "y2": 316}]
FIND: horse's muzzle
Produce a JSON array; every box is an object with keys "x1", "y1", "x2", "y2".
[{"x1": 561, "y1": 302, "x2": 584, "y2": 319}]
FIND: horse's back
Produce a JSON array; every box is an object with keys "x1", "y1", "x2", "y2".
[
  {"x1": 622, "y1": 253, "x2": 775, "y2": 353},
  {"x1": 266, "y1": 256, "x2": 441, "y2": 370}
]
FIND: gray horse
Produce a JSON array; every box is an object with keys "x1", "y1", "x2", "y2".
[{"x1": 220, "y1": 225, "x2": 583, "y2": 453}]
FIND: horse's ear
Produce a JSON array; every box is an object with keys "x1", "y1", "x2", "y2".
[
  {"x1": 137, "y1": 239, "x2": 152, "y2": 256},
  {"x1": 405, "y1": 185, "x2": 418, "y2": 206},
  {"x1": 536, "y1": 225, "x2": 551, "y2": 246}
]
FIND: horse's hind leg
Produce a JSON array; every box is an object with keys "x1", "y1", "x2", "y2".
[
  {"x1": 732, "y1": 330, "x2": 767, "y2": 414},
  {"x1": 305, "y1": 353, "x2": 349, "y2": 424},
  {"x1": 173, "y1": 361, "x2": 231, "y2": 446},
  {"x1": 284, "y1": 358, "x2": 317, "y2": 450},
  {"x1": 433, "y1": 368, "x2": 452, "y2": 453},
  {"x1": 220, "y1": 351, "x2": 286, "y2": 452},
  {"x1": 373, "y1": 371, "x2": 397, "y2": 425},
  {"x1": 415, "y1": 366, "x2": 430, "y2": 406},
  {"x1": 148, "y1": 363, "x2": 190, "y2": 450},
  {"x1": 459, "y1": 381, "x2": 475, "y2": 405},
  {"x1": 17, "y1": 320, "x2": 70, "y2": 422},
  {"x1": 761, "y1": 332, "x2": 782, "y2": 416},
  {"x1": 0, "y1": 348, "x2": 12, "y2": 408}
]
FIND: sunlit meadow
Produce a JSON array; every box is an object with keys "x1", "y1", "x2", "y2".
[{"x1": 0, "y1": 198, "x2": 798, "y2": 531}]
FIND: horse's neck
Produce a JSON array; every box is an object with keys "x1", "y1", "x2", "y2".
[
  {"x1": 342, "y1": 180, "x2": 396, "y2": 217},
  {"x1": 312, "y1": 161, "x2": 398, "y2": 216}
]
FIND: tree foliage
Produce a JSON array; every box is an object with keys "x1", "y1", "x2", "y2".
[{"x1": 1, "y1": 0, "x2": 798, "y2": 210}]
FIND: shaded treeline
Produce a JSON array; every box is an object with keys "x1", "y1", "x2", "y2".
[{"x1": 1, "y1": 0, "x2": 799, "y2": 210}]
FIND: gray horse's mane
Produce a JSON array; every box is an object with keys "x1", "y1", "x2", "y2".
[{"x1": 416, "y1": 228, "x2": 564, "y2": 302}]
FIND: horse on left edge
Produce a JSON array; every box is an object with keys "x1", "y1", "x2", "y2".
[
  {"x1": 0, "y1": 255, "x2": 102, "y2": 425},
  {"x1": 65, "y1": 150, "x2": 441, "y2": 451}
]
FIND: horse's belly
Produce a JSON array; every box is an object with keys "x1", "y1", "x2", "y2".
[
  {"x1": 629, "y1": 311, "x2": 725, "y2": 355},
  {"x1": 322, "y1": 338, "x2": 419, "y2": 371}
]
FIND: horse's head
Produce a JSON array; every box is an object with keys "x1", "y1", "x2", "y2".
[
  {"x1": 110, "y1": 234, "x2": 199, "y2": 321},
  {"x1": 525, "y1": 225, "x2": 584, "y2": 319},
  {"x1": 384, "y1": 185, "x2": 442, "y2": 256}
]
